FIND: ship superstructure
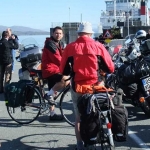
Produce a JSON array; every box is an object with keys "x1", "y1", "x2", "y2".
[{"x1": 100, "y1": 0, "x2": 149, "y2": 28}]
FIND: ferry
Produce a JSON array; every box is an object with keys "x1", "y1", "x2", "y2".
[{"x1": 100, "y1": 0, "x2": 150, "y2": 28}]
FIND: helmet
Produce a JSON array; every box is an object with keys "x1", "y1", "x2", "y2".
[{"x1": 135, "y1": 30, "x2": 146, "y2": 39}]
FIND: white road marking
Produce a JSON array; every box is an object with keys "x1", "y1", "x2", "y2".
[{"x1": 129, "y1": 129, "x2": 150, "y2": 149}]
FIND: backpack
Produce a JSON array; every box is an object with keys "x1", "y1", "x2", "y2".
[
  {"x1": 4, "y1": 80, "x2": 33, "y2": 108},
  {"x1": 77, "y1": 94, "x2": 100, "y2": 146},
  {"x1": 111, "y1": 105, "x2": 128, "y2": 142}
]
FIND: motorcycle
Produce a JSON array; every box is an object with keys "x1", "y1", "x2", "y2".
[
  {"x1": 107, "y1": 36, "x2": 150, "y2": 117},
  {"x1": 16, "y1": 37, "x2": 42, "y2": 80}
]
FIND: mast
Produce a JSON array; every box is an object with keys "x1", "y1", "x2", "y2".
[{"x1": 114, "y1": 0, "x2": 116, "y2": 21}]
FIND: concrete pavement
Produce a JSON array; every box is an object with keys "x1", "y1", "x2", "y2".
[{"x1": 0, "y1": 61, "x2": 150, "y2": 150}]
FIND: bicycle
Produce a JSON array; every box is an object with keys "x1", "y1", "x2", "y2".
[
  {"x1": 6, "y1": 68, "x2": 75, "y2": 127},
  {"x1": 94, "y1": 91, "x2": 116, "y2": 150}
]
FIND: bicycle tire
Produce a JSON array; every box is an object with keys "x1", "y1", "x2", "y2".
[
  {"x1": 99, "y1": 127, "x2": 115, "y2": 150},
  {"x1": 59, "y1": 85, "x2": 75, "y2": 127},
  {"x1": 7, "y1": 86, "x2": 42, "y2": 124}
]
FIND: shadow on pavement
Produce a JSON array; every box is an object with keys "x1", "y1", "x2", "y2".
[
  {"x1": 125, "y1": 105, "x2": 150, "y2": 121},
  {"x1": 0, "y1": 133, "x2": 76, "y2": 150}
]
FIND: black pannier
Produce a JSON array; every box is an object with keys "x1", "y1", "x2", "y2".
[
  {"x1": 4, "y1": 80, "x2": 34, "y2": 108},
  {"x1": 111, "y1": 105, "x2": 128, "y2": 142},
  {"x1": 77, "y1": 94, "x2": 100, "y2": 145}
]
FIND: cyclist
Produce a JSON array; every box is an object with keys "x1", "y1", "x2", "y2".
[
  {"x1": 42, "y1": 26, "x2": 69, "y2": 121},
  {"x1": 45, "y1": 22, "x2": 114, "y2": 149},
  {"x1": 60, "y1": 22, "x2": 114, "y2": 150}
]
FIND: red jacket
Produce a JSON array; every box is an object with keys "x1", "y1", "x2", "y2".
[
  {"x1": 60, "y1": 36, "x2": 114, "y2": 85},
  {"x1": 42, "y1": 37, "x2": 64, "y2": 78}
]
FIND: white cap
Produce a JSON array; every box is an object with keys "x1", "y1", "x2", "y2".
[{"x1": 77, "y1": 22, "x2": 94, "y2": 34}]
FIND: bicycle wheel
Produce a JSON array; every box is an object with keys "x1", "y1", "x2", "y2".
[
  {"x1": 7, "y1": 86, "x2": 42, "y2": 124},
  {"x1": 98, "y1": 127, "x2": 115, "y2": 150},
  {"x1": 59, "y1": 86, "x2": 75, "y2": 127}
]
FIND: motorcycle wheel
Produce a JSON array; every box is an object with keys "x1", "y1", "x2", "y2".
[{"x1": 140, "y1": 99, "x2": 150, "y2": 117}]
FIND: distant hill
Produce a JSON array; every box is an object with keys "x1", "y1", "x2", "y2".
[
  {"x1": 0, "y1": 25, "x2": 49, "y2": 35},
  {"x1": 0, "y1": 25, "x2": 9, "y2": 31}
]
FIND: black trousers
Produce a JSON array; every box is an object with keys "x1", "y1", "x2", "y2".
[
  {"x1": 47, "y1": 74, "x2": 63, "y2": 90},
  {"x1": 0, "y1": 64, "x2": 12, "y2": 92}
]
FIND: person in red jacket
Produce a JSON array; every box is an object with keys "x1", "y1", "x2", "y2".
[
  {"x1": 60, "y1": 22, "x2": 114, "y2": 150},
  {"x1": 42, "y1": 26, "x2": 69, "y2": 121}
]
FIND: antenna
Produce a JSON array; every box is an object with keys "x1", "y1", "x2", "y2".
[{"x1": 81, "y1": 13, "x2": 82, "y2": 22}]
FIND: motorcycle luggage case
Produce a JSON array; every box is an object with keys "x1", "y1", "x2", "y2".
[{"x1": 20, "y1": 47, "x2": 42, "y2": 66}]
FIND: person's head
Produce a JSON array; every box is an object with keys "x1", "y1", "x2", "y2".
[
  {"x1": 52, "y1": 26, "x2": 63, "y2": 41},
  {"x1": 77, "y1": 22, "x2": 94, "y2": 37},
  {"x1": 6, "y1": 28, "x2": 12, "y2": 37},
  {"x1": 148, "y1": 29, "x2": 150, "y2": 34},
  {"x1": 2, "y1": 31, "x2": 9, "y2": 39}
]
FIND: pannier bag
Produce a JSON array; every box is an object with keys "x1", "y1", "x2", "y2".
[
  {"x1": 4, "y1": 80, "x2": 34, "y2": 108},
  {"x1": 111, "y1": 105, "x2": 128, "y2": 142},
  {"x1": 77, "y1": 94, "x2": 100, "y2": 145}
]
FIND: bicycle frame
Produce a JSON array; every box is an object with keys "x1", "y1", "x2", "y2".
[
  {"x1": 25, "y1": 78, "x2": 71, "y2": 111},
  {"x1": 29, "y1": 68, "x2": 71, "y2": 100},
  {"x1": 53, "y1": 84, "x2": 70, "y2": 100},
  {"x1": 95, "y1": 92, "x2": 115, "y2": 148},
  {"x1": 99, "y1": 110, "x2": 114, "y2": 147}
]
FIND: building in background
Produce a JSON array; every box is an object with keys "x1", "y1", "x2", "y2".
[{"x1": 62, "y1": 22, "x2": 80, "y2": 44}]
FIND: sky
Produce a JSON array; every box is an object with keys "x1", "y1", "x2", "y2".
[
  {"x1": 0, "y1": 0, "x2": 150, "y2": 31},
  {"x1": 0, "y1": 0, "x2": 106, "y2": 31}
]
